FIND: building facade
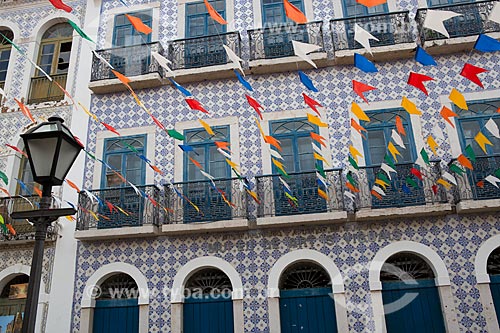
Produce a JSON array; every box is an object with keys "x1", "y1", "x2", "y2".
[{"x1": 13, "y1": 0, "x2": 499, "y2": 332}]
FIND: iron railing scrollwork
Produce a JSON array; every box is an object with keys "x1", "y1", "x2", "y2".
[
  {"x1": 91, "y1": 42, "x2": 165, "y2": 81},
  {"x1": 168, "y1": 32, "x2": 241, "y2": 70},
  {"x1": 330, "y1": 11, "x2": 412, "y2": 51},
  {"x1": 354, "y1": 161, "x2": 447, "y2": 210},
  {"x1": 255, "y1": 169, "x2": 344, "y2": 218},
  {"x1": 0, "y1": 196, "x2": 57, "y2": 241},
  {"x1": 450, "y1": 155, "x2": 500, "y2": 202},
  {"x1": 248, "y1": 21, "x2": 324, "y2": 60},
  {"x1": 28, "y1": 73, "x2": 67, "y2": 105},
  {"x1": 164, "y1": 178, "x2": 247, "y2": 224},
  {"x1": 77, "y1": 185, "x2": 160, "y2": 230},
  {"x1": 415, "y1": 0, "x2": 500, "y2": 44}
]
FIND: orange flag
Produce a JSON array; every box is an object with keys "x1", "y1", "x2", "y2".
[
  {"x1": 318, "y1": 188, "x2": 328, "y2": 200},
  {"x1": 395, "y1": 115, "x2": 405, "y2": 136},
  {"x1": 346, "y1": 182, "x2": 359, "y2": 193},
  {"x1": 265, "y1": 135, "x2": 282, "y2": 151},
  {"x1": 351, "y1": 118, "x2": 367, "y2": 136},
  {"x1": 125, "y1": 14, "x2": 152, "y2": 34},
  {"x1": 215, "y1": 141, "x2": 231, "y2": 152},
  {"x1": 34, "y1": 187, "x2": 43, "y2": 198},
  {"x1": 189, "y1": 157, "x2": 203, "y2": 169},
  {"x1": 204, "y1": 0, "x2": 228, "y2": 24},
  {"x1": 6, "y1": 224, "x2": 16, "y2": 236},
  {"x1": 66, "y1": 179, "x2": 81, "y2": 192},
  {"x1": 310, "y1": 132, "x2": 326, "y2": 147},
  {"x1": 357, "y1": 0, "x2": 387, "y2": 8},
  {"x1": 111, "y1": 70, "x2": 131, "y2": 87},
  {"x1": 284, "y1": 0, "x2": 307, "y2": 24},
  {"x1": 440, "y1": 106, "x2": 458, "y2": 128},
  {"x1": 457, "y1": 154, "x2": 473, "y2": 170},
  {"x1": 371, "y1": 189, "x2": 383, "y2": 200},
  {"x1": 14, "y1": 98, "x2": 35, "y2": 123},
  {"x1": 150, "y1": 165, "x2": 164, "y2": 174}
]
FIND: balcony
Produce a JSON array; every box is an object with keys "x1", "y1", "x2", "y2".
[
  {"x1": 27, "y1": 73, "x2": 67, "y2": 105},
  {"x1": 89, "y1": 42, "x2": 165, "y2": 94},
  {"x1": 0, "y1": 196, "x2": 57, "y2": 242},
  {"x1": 451, "y1": 155, "x2": 500, "y2": 213},
  {"x1": 163, "y1": 178, "x2": 248, "y2": 234},
  {"x1": 330, "y1": 11, "x2": 415, "y2": 63},
  {"x1": 255, "y1": 170, "x2": 347, "y2": 227},
  {"x1": 75, "y1": 185, "x2": 160, "y2": 240},
  {"x1": 167, "y1": 32, "x2": 242, "y2": 83},
  {"x1": 415, "y1": 0, "x2": 500, "y2": 54},
  {"x1": 355, "y1": 162, "x2": 451, "y2": 220},
  {"x1": 247, "y1": 21, "x2": 328, "y2": 74}
]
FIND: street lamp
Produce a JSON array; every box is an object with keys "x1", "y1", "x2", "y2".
[{"x1": 10, "y1": 116, "x2": 82, "y2": 333}]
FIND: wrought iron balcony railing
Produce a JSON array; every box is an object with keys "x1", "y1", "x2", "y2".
[
  {"x1": 330, "y1": 11, "x2": 412, "y2": 51},
  {"x1": 355, "y1": 161, "x2": 447, "y2": 210},
  {"x1": 451, "y1": 155, "x2": 500, "y2": 202},
  {"x1": 28, "y1": 73, "x2": 67, "y2": 105},
  {"x1": 76, "y1": 185, "x2": 160, "y2": 230},
  {"x1": 164, "y1": 178, "x2": 247, "y2": 224},
  {"x1": 255, "y1": 169, "x2": 344, "y2": 218},
  {"x1": 248, "y1": 21, "x2": 324, "y2": 60},
  {"x1": 0, "y1": 196, "x2": 57, "y2": 241},
  {"x1": 168, "y1": 32, "x2": 241, "y2": 70},
  {"x1": 91, "y1": 42, "x2": 165, "y2": 81},
  {"x1": 416, "y1": 0, "x2": 500, "y2": 43}
]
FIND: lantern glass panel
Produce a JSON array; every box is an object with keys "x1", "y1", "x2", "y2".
[{"x1": 26, "y1": 137, "x2": 58, "y2": 178}]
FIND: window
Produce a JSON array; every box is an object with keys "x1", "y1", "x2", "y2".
[
  {"x1": 427, "y1": 0, "x2": 472, "y2": 7},
  {"x1": 342, "y1": 0, "x2": 388, "y2": 17},
  {"x1": 186, "y1": 0, "x2": 226, "y2": 38},
  {"x1": 0, "y1": 274, "x2": 28, "y2": 328},
  {"x1": 113, "y1": 10, "x2": 152, "y2": 47},
  {"x1": 262, "y1": 0, "x2": 304, "y2": 24},
  {"x1": 0, "y1": 30, "x2": 13, "y2": 92},
  {"x1": 29, "y1": 23, "x2": 73, "y2": 104}
]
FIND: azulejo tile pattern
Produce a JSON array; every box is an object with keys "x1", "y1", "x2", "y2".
[{"x1": 72, "y1": 213, "x2": 500, "y2": 332}]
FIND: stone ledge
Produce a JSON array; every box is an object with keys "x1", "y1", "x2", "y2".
[
  {"x1": 334, "y1": 42, "x2": 417, "y2": 65},
  {"x1": 423, "y1": 32, "x2": 500, "y2": 56},
  {"x1": 355, "y1": 203, "x2": 453, "y2": 221},
  {"x1": 162, "y1": 218, "x2": 249, "y2": 235},
  {"x1": 170, "y1": 63, "x2": 238, "y2": 84},
  {"x1": 75, "y1": 225, "x2": 158, "y2": 240},
  {"x1": 456, "y1": 198, "x2": 500, "y2": 214},
  {"x1": 89, "y1": 72, "x2": 163, "y2": 94},
  {"x1": 248, "y1": 53, "x2": 330, "y2": 75},
  {"x1": 257, "y1": 211, "x2": 348, "y2": 228}
]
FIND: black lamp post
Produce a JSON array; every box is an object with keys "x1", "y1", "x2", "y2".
[{"x1": 10, "y1": 116, "x2": 82, "y2": 333}]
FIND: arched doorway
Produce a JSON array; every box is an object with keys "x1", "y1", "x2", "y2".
[
  {"x1": 381, "y1": 253, "x2": 446, "y2": 333},
  {"x1": 183, "y1": 268, "x2": 234, "y2": 333},
  {"x1": 487, "y1": 247, "x2": 500, "y2": 326},
  {"x1": 0, "y1": 274, "x2": 28, "y2": 331},
  {"x1": 279, "y1": 262, "x2": 337, "y2": 333},
  {"x1": 92, "y1": 273, "x2": 139, "y2": 333}
]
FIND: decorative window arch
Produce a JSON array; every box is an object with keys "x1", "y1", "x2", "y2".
[
  {"x1": 476, "y1": 234, "x2": 500, "y2": 284},
  {"x1": 0, "y1": 29, "x2": 13, "y2": 94}
]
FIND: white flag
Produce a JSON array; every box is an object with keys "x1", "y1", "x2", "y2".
[
  {"x1": 223, "y1": 45, "x2": 244, "y2": 74},
  {"x1": 423, "y1": 10, "x2": 462, "y2": 38},
  {"x1": 292, "y1": 40, "x2": 321, "y2": 69},
  {"x1": 442, "y1": 171, "x2": 457, "y2": 186},
  {"x1": 485, "y1": 175, "x2": 500, "y2": 188},
  {"x1": 152, "y1": 51, "x2": 174, "y2": 76},
  {"x1": 372, "y1": 186, "x2": 386, "y2": 196},
  {"x1": 280, "y1": 177, "x2": 292, "y2": 192},
  {"x1": 391, "y1": 129, "x2": 405, "y2": 149},
  {"x1": 432, "y1": 123, "x2": 445, "y2": 142},
  {"x1": 217, "y1": 148, "x2": 232, "y2": 160},
  {"x1": 344, "y1": 191, "x2": 356, "y2": 202},
  {"x1": 381, "y1": 163, "x2": 396, "y2": 180},
  {"x1": 93, "y1": 50, "x2": 115, "y2": 70},
  {"x1": 200, "y1": 170, "x2": 215, "y2": 180},
  {"x1": 485, "y1": 118, "x2": 500, "y2": 139},
  {"x1": 354, "y1": 23, "x2": 379, "y2": 55},
  {"x1": 269, "y1": 148, "x2": 283, "y2": 160}
]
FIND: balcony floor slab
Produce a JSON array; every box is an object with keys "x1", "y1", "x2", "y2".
[
  {"x1": 89, "y1": 72, "x2": 163, "y2": 94},
  {"x1": 162, "y1": 218, "x2": 249, "y2": 235},
  {"x1": 248, "y1": 52, "x2": 330, "y2": 75},
  {"x1": 334, "y1": 42, "x2": 416, "y2": 65},
  {"x1": 257, "y1": 211, "x2": 348, "y2": 228},
  {"x1": 423, "y1": 32, "x2": 500, "y2": 56},
  {"x1": 355, "y1": 203, "x2": 453, "y2": 221},
  {"x1": 170, "y1": 63, "x2": 239, "y2": 84},
  {"x1": 456, "y1": 198, "x2": 500, "y2": 214},
  {"x1": 75, "y1": 225, "x2": 158, "y2": 240}
]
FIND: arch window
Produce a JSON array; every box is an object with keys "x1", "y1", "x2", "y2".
[
  {"x1": 92, "y1": 273, "x2": 139, "y2": 333},
  {"x1": 278, "y1": 262, "x2": 337, "y2": 332},
  {"x1": 0, "y1": 30, "x2": 13, "y2": 94},
  {"x1": 183, "y1": 268, "x2": 234, "y2": 333},
  {"x1": 0, "y1": 274, "x2": 28, "y2": 330},
  {"x1": 29, "y1": 23, "x2": 73, "y2": 104},
  {"x1": 381, "y1": 253, "x2": 446, "y2": 333},
  {"x1": 487, "y1": 247, "x2": 500, "y2": 327}
]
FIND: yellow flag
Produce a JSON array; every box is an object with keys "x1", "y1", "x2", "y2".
[
  {"x1": 437, "y1": 178, "x2": 452, "y2": 189},
  {"x1": 78, "y1": 102, "x2": 99, "y2": 122},
  {"x1": 401, "y1": 96, "x2": 422, "y2": 115},
  {"x1": 88, "y1": 210, "x2": 99, "y2": 221},
  {"x1": 272, "y1": 158, "x2": 286, "y2": 172},
  {"x1": 255, "y1": 117, "x2": 266, "y2": 138},
  {"x1": 449, "y1": 88, "x2": 468, "y2": 110},
  {"x1": 226, "y1": 158, "x2": 240, "y2": 171},
  {"x1": 375, "y1": 178, "x2": 389, "y2": 190},
  {"x1": 388, "y1": 142, "x2": 402, "y2": 162},
  {"x1": 313, "y1": 152, "x2": 330, "y2": 166},
  {"x1": 427, "y1": 135, "x2": 439, "y2": 155},
  {"x1": 351, "y1": 102, "x2": 370, "y2": 121},
  {"x1": 474, "y1": 131, "x2": 493, "y2": 153},
  {"x1": 349, "y1": 145, "x2": 363, "y2": 163},
  {"x1": 307, "y1": 113, "x2": 328, "y2": 127},
  {"x1": 199, "y1": 119, "x2": 214, "y2": 135}
]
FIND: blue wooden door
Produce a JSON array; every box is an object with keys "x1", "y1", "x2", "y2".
[
  {"x1": 490, "y1": 275, "x2": 500, "y2": 327},
  {"x1": 183, "y1": 296, "x2": 234, "y2": 333},
  {"x1": 382, "y1": 279, "x2": 445, "y2": 333},
  {"x1": 93, "y1": 299, "x2": 139, "y2": 333},
  {"x1": 280, "y1": 287, "x2": 337, "y2": 333}
]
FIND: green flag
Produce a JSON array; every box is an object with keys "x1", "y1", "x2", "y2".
[
  {"x1": 406, "y1": 176, "x2": 418, "y2": 188},
  {"x1": 68, "y1": 20, "x2": 95, "y2": 43},
  {"x1": 346, "y1": 172, "x2": 357, "y2": 186},
  {"x1": 0, "y1": 170, "x2": 8, "y2": 186},
  {"x1": 465, "y1": 145, "x2": 476, "y2": 162},
  {"x1": 167, "y1": 129, "x2": 185, "y2": 141},
  {"x1": 494, "y1": 168, "x2": 500, "y2": 178},
  {"x1": 315, "y1": 163, "x2": 326, "y2": 178},
  {"x1": 348, "y1": 156, "x2": 359, "y2": 170},
  {"x1": 384, "y1": 154, "x2": 395, "y2": 168},
  {"x1": 449, "y1": 164, "x2": 465, "y2": 175},
  {"x1": 0, "y1": 32, "x2": 23, "y2": 54},
  {"x1": 277, "y1": 167, "x2": 290, "y2": 179},
  {"x1": 377, "y1": 172, "x2": 390, "y2": 184},
  {"x1": 122, "y1": 141, "x2": 140, "y2": 154},
  {"x1": 420, "y1": 148, "x2": 430, "y2": 165}
]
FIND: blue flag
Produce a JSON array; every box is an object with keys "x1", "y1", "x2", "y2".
[
  {"x1": 298, "y1": 71, "x2": 318, "y2": 92},
  {"x1": 354, "y1": 53, "x2": 378, "y2": 73},
  {"x1": 402, "y1": 184, "x2": 411, "y2": 195},
  {"x1": 179, "y1": 144, "x2": 194, "y2": 152},
  {"x1": 474, "y1": 34, "x2": 500, "y2": 52},
  {"x1": 415, "y1": 46, "x2": 437, "y2": 66},
  {"x1": 235, "y1": 70, "x2": 253, "y2": 91},
  {"x1": 169, "y1": 78, "x2": 192, "y2": 97}
]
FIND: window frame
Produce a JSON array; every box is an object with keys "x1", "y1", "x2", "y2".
[
  {"x1": 261, "y1": 0, "x2": 305, "y2": 25},
  {"x1": 36, "y1": 23, "x2": 73, "y2": 77},
  {"x1": 185, "y1": 0, "x2": 227, "y2": 38},
  {"x1": 112, "y1": 9, "x2": 153, "y2": 48}
]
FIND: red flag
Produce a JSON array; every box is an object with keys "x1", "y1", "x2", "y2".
[
  {"x1": 150, "y1": 114, "x2": 165, "y2": 130},
  {"x1": 245, "y1": 94, "x2": 264, "y2": 120},
  {"x1": 283, "y1": 0, "x2": 307, "y2": 24},
  {"x1": 410, "y1": 168, "x2": 423, "y2": 180},
  {"x1": 303, "y1": 93, "x2": 322, "y2": 115},
  {"x1": 5, "y1": 144, "x2": 28, "y2": 157},
  {"x1": 101, "y1": 122, "x2": 121, "y2": 136},
  {"x1": 407, "y1": 72, "x2": 434, "y2": 96},
  {"x1": 49, "y1": 0, "x2": 72, "y2": 12},
  {"x1": 352, "y1": 80, "x2": 376, "y2": 104},
  {"x1": 460, "y1": 63, "x2": 488, "y2": 88},
  {"x1": 125, "y1": 14, "x2": 153, "y2": 34},
  {"x1": 204, "y1": 0, "x2": 228, "y2": 25},
  {"x1": 432, "y1": 184, "x2": 438, "y2": 195},
  {"x1": 440, "y1": 106, "x2": 458, "y2": 128},
  {"x1": 395, "y1": 115, "x2": 405, "y2": 136},
  {"x1": 185, "y1": 98, "x2": 209, "y2": 114},
  {"x1": 14, "y1": 98, "x2": 35, "y2": 123},
  {"x1": 477, "y1": 180, "x2": 485, "y2": 188}
]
